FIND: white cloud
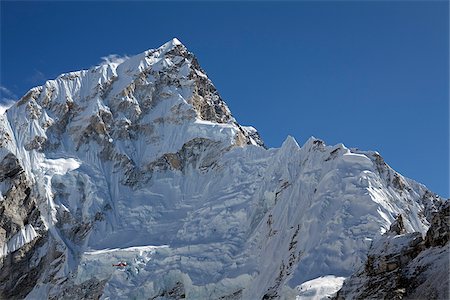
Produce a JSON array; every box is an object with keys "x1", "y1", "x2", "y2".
[
  {"x1": 28, "y1": 69, "x2": 46, "y2": 84},
  {"x1": 0, "y1": 86, "x2": 17, "y2": 99},
  {"x1": 100, "y1": 54, "x2": 129, "y2": 65}
]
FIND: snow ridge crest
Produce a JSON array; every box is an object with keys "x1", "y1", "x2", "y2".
[{"x1": 0, "y1": 39, "x2": 445, "y2": 300}]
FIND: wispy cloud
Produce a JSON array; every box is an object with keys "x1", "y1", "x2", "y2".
[
  {"x1": 0, "y1": 86, "x2": 17, "y2": 114},
  {"x1": 28, "y1": 69, "x2": 47, "y2": 84},
  {"x1": 100, "y1": 54, "x2": 129, "y2": 65},
  {"x1": 0, "y1": 86, "x2": 17, "y2": 99}
]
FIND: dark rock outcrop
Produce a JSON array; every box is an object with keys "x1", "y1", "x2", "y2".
[
  {"x1": 0, "y1": 152, "x2": 50, "y2": 299},
  {"x1": 334, "y1": 202, "x2": 450, "y2": 300}
]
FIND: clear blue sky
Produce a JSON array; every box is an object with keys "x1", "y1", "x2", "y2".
[{"x1": 1, "y1": 1, "x2": 448, "y2": 197}]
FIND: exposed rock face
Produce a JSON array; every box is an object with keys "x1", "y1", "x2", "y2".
[
  {"x1": 388, "y1": 214, "x2": 406, "y2": 235},
  {"x1": 49, "y1": 278, "x2": 108, "y2": 300},
  {"x1": 0, "y1": 39, "x2": 446, "y2": 299},
  {"x1": 0, "y1": 235, "x2": 47, "y2": 300},
  {"x1": 0, "y1": 154, "x2": 34, "y2": 242},
  {"x1": 0, "y1": 149, "x2": 49, "y2": 298},
  {"x1": 149, "y1": 281, "x2": 186, "y2": 300},
  {"x1": 334, "y1": 201, "x2": 449, "y2": 300},
  {"x1": 425, "y1": 200, "x2": 449, "y2": 247}
]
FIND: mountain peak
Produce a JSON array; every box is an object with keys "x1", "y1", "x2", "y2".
[
  {"x1": 280, "y1": 135, "x2": 300, "y2": 151},
  {"x1": 169, "y1": 37, "x2": 183, "y2": 46},
  {"x1": 0, "y1": 40, "x2": 444, "y2": 300},
  {"x1": 157, "y1": 37, "x2": 186, "y2": 54},
  {"x1": 6, "y1": 37, "x2": 264, "y2": 164}
]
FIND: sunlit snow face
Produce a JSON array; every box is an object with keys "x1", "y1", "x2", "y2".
[{"x1": 1, "y1": 38, "x2": 442, "y2": 300}]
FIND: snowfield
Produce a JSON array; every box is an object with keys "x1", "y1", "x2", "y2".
[
  {"x1": 0, "y1": 39, "x2": 444, "y2": 299},
  {"x1": 295, "y1": 276, "x2": 346, "y2": 300}
]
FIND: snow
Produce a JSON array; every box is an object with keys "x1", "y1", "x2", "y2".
[
  {"x1": 370, "y1": 231, "x2": 423, "y2": 257},
  {"x1": 84, "y1": 245, "x2": 169, "y2": 256},
  {"x1": 295, "y1": 275, "x2": 346, "y2": 300},
  {"x1": 341, "y1": 152, "x2": 373, "y2": 169},
  {"x1": 0, "y1": 100, "x2": 15, "y2": 115},
  {"x1": 0, "y1": 224, "x2": 39, "y2": 257},
  {"x1": 403, "y1": 245, "x2": 449, "y2": 299},
  {"x1": 76, "y1": 245, "x2": 169, "y2": 284},
  {"x1": 39, "y1": 157, "x2": 81, "y2": 175},
  {"x1": 1, "y1": 38, "x2": 443, "y2": 299}
]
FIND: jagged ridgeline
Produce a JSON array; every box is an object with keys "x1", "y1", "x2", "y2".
[{"x1": 0, "y1": 39, "x2": 446, "y2": 299}]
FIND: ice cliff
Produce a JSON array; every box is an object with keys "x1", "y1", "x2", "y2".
[{"x1": 0, "y1": 38, "x2": 445, "y2": 299}]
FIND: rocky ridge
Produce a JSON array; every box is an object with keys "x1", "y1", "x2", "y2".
[
  {"x1": 335, "y1": 200, "x2": 449, "y2": 300},
  {"x1": 0, "y1": 39, "x2": 446, "y2": 299}
]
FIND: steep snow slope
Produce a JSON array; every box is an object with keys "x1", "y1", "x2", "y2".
[{"x1": 0, "y1": 39, "x2": 444, "y2": 299}]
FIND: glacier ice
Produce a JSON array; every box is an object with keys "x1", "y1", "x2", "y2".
[{"x1": 0, "y1": 39, "x2": 445, "y2": 299}]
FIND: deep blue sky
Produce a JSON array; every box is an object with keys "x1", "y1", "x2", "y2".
[{"x1": 1, "y1": 1, "x2": 448, "y2": 197}]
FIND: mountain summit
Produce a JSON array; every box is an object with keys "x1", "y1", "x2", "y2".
[{"x1": 0, "y1": 39, "x2": 445, "y2": 299}]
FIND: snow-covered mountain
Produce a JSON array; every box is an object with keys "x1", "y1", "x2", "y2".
[{"x1": 0, "y1": 38, "x2": 445, "y2": 299}]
